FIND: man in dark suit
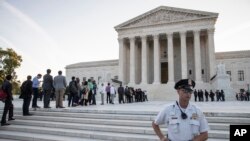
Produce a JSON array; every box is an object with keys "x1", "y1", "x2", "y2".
[
  {"x1": 42, "y1": 69, "x2": 53, "y2": 108},
  {"x1": 20, "y1": 75, "x2": 33, "y2": 116},
  {"x1": 117, "y1": 84, "x2": 125, "y2": 104},
  {"x1": 1, "y1": 75, "x2": 14, "y2": 126}
]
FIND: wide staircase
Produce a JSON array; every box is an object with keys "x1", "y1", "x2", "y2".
[{"x1": 0, "y1": 107, "x2": 249, "y2": 141}]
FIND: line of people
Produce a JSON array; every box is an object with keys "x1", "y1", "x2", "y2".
[{"x1": 193, "y1": 89, "x2": 225, "y2": 102}]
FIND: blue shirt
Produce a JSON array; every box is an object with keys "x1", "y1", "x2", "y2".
[{"x1": 32, "y1": 76, "x2": 40, "y2": 88}]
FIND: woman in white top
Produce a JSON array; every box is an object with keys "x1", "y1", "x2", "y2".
[{"x1": 110, "y1": 85, "x2": 116, "y2": 104}]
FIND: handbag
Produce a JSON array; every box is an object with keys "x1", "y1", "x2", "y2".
[{"x1": 0, "y1": 89, "x2": 7, "y2": 101}]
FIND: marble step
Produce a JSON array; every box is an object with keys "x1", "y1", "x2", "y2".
[
  {"x1": 1, "y1": 125, "x2": 159, "y2": 141},
  {"x1": 0, "y1": 131, "x2": 107, "y2": 141},
  {"x1": 14, "y1": 115, "x2": 152, "y2": 127},
  {"x1": 10, "y1": 119, "x2": 229, "y2": 139},
  {"x1": 8, "y1": 110, "x2": 155, "y2": 121},
  {"x1": 3, "y1": 107, "x2": 250, "y2": 118},
  {"x1": 11, "y1": 119, "x2": 156, "y2": 135},
  {"x1": 12, "y1": 118, "x2": 229, "y2": 133},
  {"x1": 2, "y1": 109, "x2": 249, "y2": 126},
  {"x1": 206, "y1": 116, "x2": 250, "y2": 124},
  {"x1": 1, "y1": 124, "x2": 229, "y2": 140},
  {"x1": 4, "y1": 110, "x2": 248, "y2": 126},
  {"x1": 0, "y1": 130, "x2": 229, "y2": 141}
]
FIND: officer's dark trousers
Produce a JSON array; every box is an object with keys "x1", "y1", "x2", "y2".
[
  {"x1": 32, "y1": 88, "x2": 39, "y2": 107},
  {"x1": 1, "y1": 99, "x2": 13, "y2": 124},
  {"x1": 23, "y1": 97, "x2": 31, "y2": 115}
]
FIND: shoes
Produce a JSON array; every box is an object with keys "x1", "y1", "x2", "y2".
[
  {"x1": 59, "y1": 106, "x2": 65, "y2": 108},
  {"x1": 32, "y1": 106, "x2": 40, "y2": 108},
  {"x1": 8, "y1": 118, "x2": 15, "y2": 121},
  {"x1": 1, "y1": 123, "x2": 10, "y2": 126},
  {"x1": 23, "y1": 114, "x2": 33, "y2": 116},
  {"x1": 44, "y1": 107, "x2": 51, "y2": 108}
]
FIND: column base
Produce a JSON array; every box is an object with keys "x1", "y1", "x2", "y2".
[
  {"x1": 140, "y1": 82, "x2": 148, "y2": 85},
  {"x1": 153, "y1": 82, "x2": 161, "y2": 85},
  {"x1": 128, "y1": 82, "x2": 136, "y2": 87}
]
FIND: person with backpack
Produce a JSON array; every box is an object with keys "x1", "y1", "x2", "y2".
[
  {"x1": 68, "y1": 76, "x2": 78, "y2": 107},
  {"x1": 20, "y1": 75, "x2": 33, "y2": 116},
  {"x1": 1, "y1": 75, "x2": 15, "y2": 126}
]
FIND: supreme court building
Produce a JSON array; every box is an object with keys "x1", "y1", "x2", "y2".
[{"x1": 66, "y1": 6, "x2": 250, "y2": 100}]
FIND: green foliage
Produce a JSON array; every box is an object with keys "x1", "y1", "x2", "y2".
[{"x1": 0, "y1": 47, "x2": 22, "y2": 94}]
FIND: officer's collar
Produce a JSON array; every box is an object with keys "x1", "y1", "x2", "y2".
[{"x1": 175, "y1": 101, "x2": 192, "y2": 111}]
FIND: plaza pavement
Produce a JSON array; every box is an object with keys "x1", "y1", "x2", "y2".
[{"x1": 1, "y1": 98, "x2": 250, "y2": 114}]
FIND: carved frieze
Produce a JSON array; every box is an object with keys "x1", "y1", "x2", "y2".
[{"x1": 122, "y1": 9, "x2": 207, "y2": 28}]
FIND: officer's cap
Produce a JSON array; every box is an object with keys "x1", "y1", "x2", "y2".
[{"x1": 174, "y1": 79, "x2": 195, "y2": 92}]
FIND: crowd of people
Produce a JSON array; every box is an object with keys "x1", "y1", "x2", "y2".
[
  {"x1": 236, "y1": 89, "x2": 250, "y2": 101},
  {"x1": 0, "y1": 68, "x2": 150, "y2": 126},
  {"x1": 193, "y1": 89, "x2": 225, "y2": 102},
  {"x1": 66, "y1": 78, "x2": 148, "y2": 107}
]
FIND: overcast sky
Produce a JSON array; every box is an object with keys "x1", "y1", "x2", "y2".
[{"x1": 0, "y1": 0, "x2": 250, "y2": 81}]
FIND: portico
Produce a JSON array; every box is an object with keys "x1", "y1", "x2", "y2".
[{"x1": 115, "y1": 6, "x2": 218, "y2": 86}]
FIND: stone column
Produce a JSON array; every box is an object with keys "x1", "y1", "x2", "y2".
[
  {"x1": 153, "y1": 34, "x2": 160, "y2": 84},
  {"x1": 167, "y1": 32, "x2": 174, "y2": 82},
  {"x1": 208, "y1": 28, "x2": 216, "y2": 79},
  {"x1": 141, "y1": 35, "x2": 148, "y2": 84},
  {"x1": 129, "y1": 36, "x2": 135, "y2": 85},
  {"x1": 118, "y1": 38, "x2": 125, "y2": 83},
  {"x1": 180, "y1": 31, "x2": 187, "y2": 79},
  {"x1": 194, "y1": 30, "x2": 202, "y2": 82}
]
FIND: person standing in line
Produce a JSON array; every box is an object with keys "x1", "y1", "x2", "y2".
[
  {"x1": 117, "y1": 84, "x2": 125, "y2": 104},
  {"x1": 1, "y1": 75, "x2": 15, "y2": 126},
  {"x1": 82, "y1": 81, "x2": 89, "y2": 106},
  {"x1": 105, "y1": 83, "x2": 111, "y2": 104},
  {"x1": 87, "y1": 79, "x2": 93, "y2": 105},
  {"x1": 68, "y1": 76, "x2": 78, "y2": 107},
  {"x1": 194, "y1": 89, "x2": 198, "y2": 102},
  {"x1": 53, "y1": 70, "x2": 67, "y2": 108},
  {"x1": 42, "y1": 69, "x2": 53, "y2": 108},
  {"x1": 110, "y1": 85, "x2": 116, "y2": 104},
  {"x1": 205, "y1": 90, "x2": 209, "y2": 102},
  {"x1": 210, "y1": 90, "x2": 215, "y2": 101},
  {"x1": 99, "y1": 83, "x2": 105, "y2": 105},
  {"x1": 92, "y1": 80, "x2": 97, "y2": 105},
  {"x1": 75, "y1": 77, "x2": 81, "y2": 105},
  {"x1": 144, "y1": 90, "x2": 148, "y2": 101},
  {"x1": 32, "y1": 74, "x2": 42, "y2": 108},
  {"x1": 152, "y1": 79, "x2": 209, "y2": 141},
  {"x1": 20, "y1": 75, "x2": 33, "y2": 116},
  {"x1": 124, "y1": 86, "x2": 129, "y2": 103}
]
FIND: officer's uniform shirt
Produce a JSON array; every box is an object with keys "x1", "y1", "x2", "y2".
[{"x1": 154, "y1": 102, "x2": 209, "y2": 141}]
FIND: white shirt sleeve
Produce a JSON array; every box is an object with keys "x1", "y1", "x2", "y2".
[
  {"x1": 197, "y1": 108, "x2": 209, "y2": 133},
  {"x1": 154, "y1": 105, "x2": 169, "y2": 125}
]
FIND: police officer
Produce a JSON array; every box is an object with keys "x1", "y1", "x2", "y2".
[{"x1": 152, "y1": 79, "x2": 209, "y2": 141}]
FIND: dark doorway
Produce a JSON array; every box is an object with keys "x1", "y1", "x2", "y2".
[{"x1": 161, "y1": 62, "x2": 168, "y2": 83}]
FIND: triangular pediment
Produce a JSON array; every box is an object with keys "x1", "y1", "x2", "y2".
[{"x1": 115, "y1": 6, "x2": 218, "y2": 30}]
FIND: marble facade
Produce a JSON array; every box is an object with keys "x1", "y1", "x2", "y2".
[{"x1": 65, "y1": 6, "x2": 250, "y2": 100}]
